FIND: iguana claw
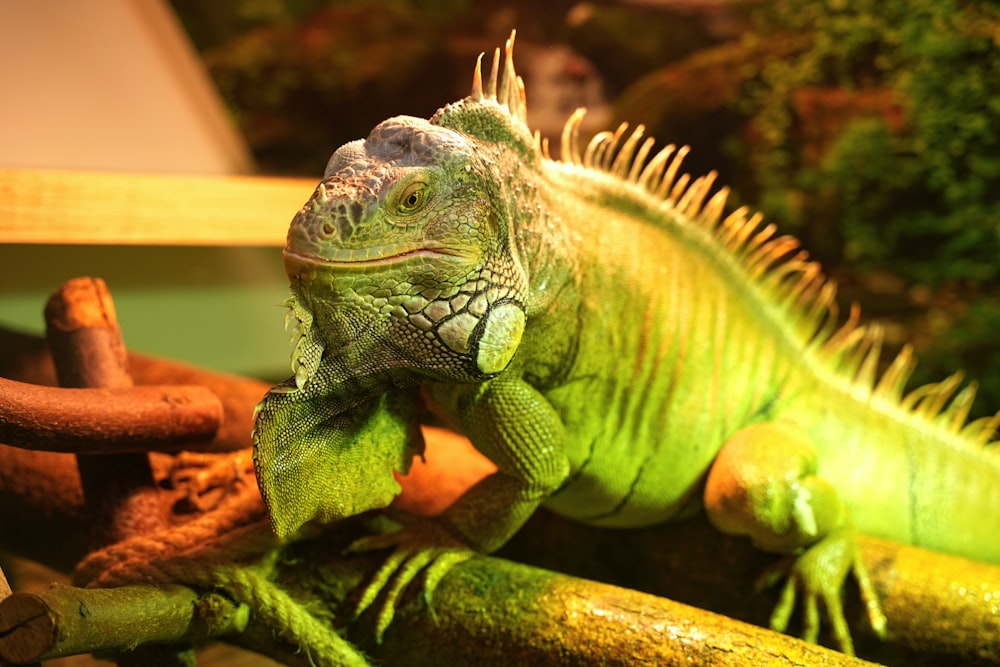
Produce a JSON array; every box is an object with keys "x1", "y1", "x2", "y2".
[
  {"x1": 756, "y1": 526, "x2": 887, "y2": 656},
  {"x1": 347, "y1": 518, "x2": 473, "y2": 642}
]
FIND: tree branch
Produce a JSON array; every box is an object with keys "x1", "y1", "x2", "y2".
[
  {"x1": 0, "y1": 584, "x2": 249, "y2": 664},
  {"x1": 0, "y1": 325, "x2": 268, "y2": 454},
  {"x1": 0, "y1": 377, "x2": 221, "y2": 453},
  {"x1": 0, "y1": 548, "x2": 872, "y2": 667},
  {"x1": 43, "y1": 277, "x2": 168, "y2": 548}
]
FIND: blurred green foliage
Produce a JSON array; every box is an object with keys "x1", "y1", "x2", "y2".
[
  {"x1": 172, "y1": 0, "x2": 469, "y2": 52},
  {"x1": 172, "y1": 0, "x2": 474, "y2": 174},
  {"x1": 740, "y1": 0, "x2": 1000, "y2": 285}
]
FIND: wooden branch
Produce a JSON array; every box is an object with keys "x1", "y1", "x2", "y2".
[
  {"x1": 864, "y1": 537, "x2": 1000, "y2": 664},
  {"x1": 0, "y1": 584, "x2": 249, "y2": 663},
  {"x1": 39, "y1": 276, "x2": 196, "y2": 667},
  {"x1": 0, "y1": 549, "x2": 867, "y2": 667},
  {"x1": 0, "y1": 565, "x2": 40, "y2": 667},
  {"x1": 374, "y1": 555, "x2": 876, "y2": 667},
  {"x1": 0, "y1": 167, "x2": 313, "y2": 246},
  {"x1": 0, "y1": 321, "x2": 271, "y2": 572},
  {"x1": 45, "y1": 277, "x2": 166, "y2": 548},
  {"x1": 0, "y1": 325, "x2": 271, "y2": 453},
  {"x1": 499, "y1": 509, "x2": 1000, "y2": 666},
  {"x1": 44, "y1": 277, "x2": 132, "y2": 389},
  {"x1": 0, "y1": 377, "x2": 222, "y2": 453}
]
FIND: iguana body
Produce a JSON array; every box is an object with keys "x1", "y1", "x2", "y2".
[{"x1": 253, "y1": 33, "x2": 1000, "y2": 654}]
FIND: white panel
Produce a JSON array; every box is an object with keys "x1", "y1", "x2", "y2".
[{"x1": 0, "y1": 0, "x2": 252, "y2": 174}]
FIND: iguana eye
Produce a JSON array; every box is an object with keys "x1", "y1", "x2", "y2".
[{"x1": 396, "y1": 181, "x2": 427, "y2": 213}]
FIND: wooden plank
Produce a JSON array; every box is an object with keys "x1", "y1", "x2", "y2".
[{"x1": 0, "y1": 168, "x2": 317, "y2": 246}]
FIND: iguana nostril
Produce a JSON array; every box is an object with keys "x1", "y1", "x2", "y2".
[{"x1": 317, "y1": 214, "x2": 354, "y2": 240}]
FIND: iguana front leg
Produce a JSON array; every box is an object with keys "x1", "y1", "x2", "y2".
[
  {"x1": 349, "y1": 374, "x2": 570, "y2": 639},
  {"x1": 703, "y1": 420, "x2": 887, "y2": 655}
]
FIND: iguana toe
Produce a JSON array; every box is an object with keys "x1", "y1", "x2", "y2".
[
  {"x1": 756, "y1": 526, "x2": 885, "y2": 656},
  {"x1": 347, "y1": 519, "x2": 473, "y2": 643}
]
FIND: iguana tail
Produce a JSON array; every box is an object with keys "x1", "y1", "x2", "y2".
[{"x1": 804, "y1": 380, "x2": 1000, "y2": 564}]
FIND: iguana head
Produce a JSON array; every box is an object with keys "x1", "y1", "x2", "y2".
[
  {"x1": 285, "y1": 116, "x2": 531, "y2": 391},
  {"x1": 283, "y1": 33, "x2": 545, "y2": 392},
  {"x1": 254, "y1": 32, "x2": 544, "y2": 537}
]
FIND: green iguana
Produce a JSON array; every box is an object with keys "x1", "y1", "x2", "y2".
[{"x1": 253, "y1": 31, "x2": 1000, "y2": 655}]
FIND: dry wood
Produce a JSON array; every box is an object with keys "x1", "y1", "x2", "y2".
[
  {"x1": 0, "y1": 377, "x2": 221, "y2": 453},
  {"x1": 501, "y1": 508, "x2": 1000, "y2": 667},
  {"x1": 0, "y1": 567, "x2": 39, "y2": 667},
  {"x1": 41, "y1": 277, "x2": 204, "y2": 666},
  {"x1": 43, "y1": 278, "x2": 166, "y2": 547},
  {"x1": 0, "y1": 324, "x2": 272, "y2": 572},
  {"x1": 0, "y1": 168, "x2": 313, "y2": 246},
  {"x1": 0, "y1": 325, "x2": 270, "y2": 454},
  {"x1": 380, "y1": 554, "x2": 878, "y2": 667},
  {"x1": 866, "y1": 537, "x2": 1000, "y2": 664}
]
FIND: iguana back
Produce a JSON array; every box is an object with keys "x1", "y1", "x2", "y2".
[{"x1": 517, "y1": 111, "x2": 1000, "y2": 565}]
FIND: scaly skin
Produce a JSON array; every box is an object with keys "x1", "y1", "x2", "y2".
[{"x1": 253, "y1": 33, "x2": 1000, "y2": 654}]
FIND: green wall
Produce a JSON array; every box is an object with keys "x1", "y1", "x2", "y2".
[{"x1": 0, "y1": 244, "x2": 292, "y2": 382}]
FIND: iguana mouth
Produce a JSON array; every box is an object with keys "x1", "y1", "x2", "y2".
[{"x1": 284, "y1": 246, "x2": 471, "y2": 268}]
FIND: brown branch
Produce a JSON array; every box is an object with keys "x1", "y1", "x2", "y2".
[
  {"x1": 44, "y1": 277, "x2": 166, "y2": 549},
  {"x1": 391, "y1": 535, "x2": 997, "y2": 666},
  {"x1": 500, "y1": 508, "x2": 1000, "y2": 666},
  {"x1": 864, "y1": 536, "x2": 1000, "y2": 664},
  {"x1": 0, "y1": 325, "x2": 268, "y2": 453},
  {"x1": 0, "y1": 317, "x2": 270, "y2": 572},
  {"x1": 0, "y1": 377, "x2": 222, "y2": 453},
  {"x1": 38, "y1": 276, "x2": 202, "y2": 667},
  {"x1": 119, "y1": 354, "x2": 267, "y2": 454}
]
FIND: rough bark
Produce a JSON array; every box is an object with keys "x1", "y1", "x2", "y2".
[
  {"x1": 0, "y1": 325, "x2": 267, "y2": 454},
  {"x1": 43, "y1": 277, "x2": 166, "y2": 546},
  {"x1": 0, "y1": 377, "x2": 221, "y2": 453}
]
